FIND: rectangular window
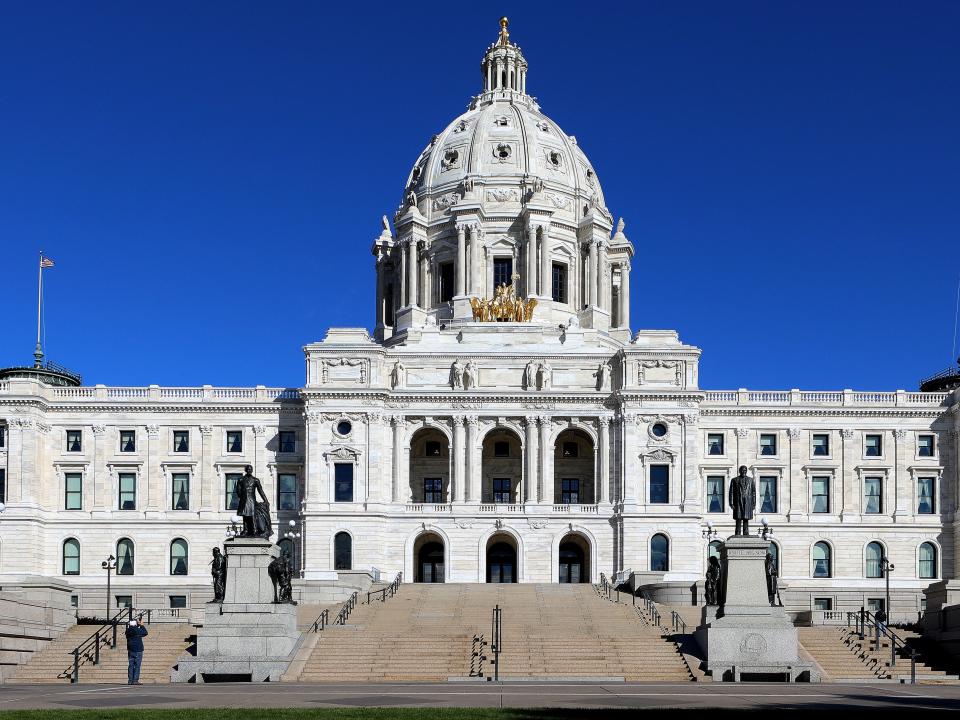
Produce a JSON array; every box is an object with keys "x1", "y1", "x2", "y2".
[
  {"x1": 551, "y1": 263, "x2": 567, "y2": 304},
  {"x1": 278, "y1": 431, "x2": 296, "y2": 454},
  {"x1": 119, "y1": 430, "x2": 136, "y2": 453},
  {"x1": 169, "y1": 595, "x2": 187, "y2": 609},
  {"x1": 0, "y1": 469, "x2": 5, "y2": 504},
  {"x1": 439, "y1": 262, "x2": 455, "y2": 303},
  {"x1": 864, "y1": 477, "x2": 883, "y2": 514},
  {"x1": 812, "y1": 476, "x2": 830, "y2": 513},
  {"x1": 225, "y1": 472, "x2": 241, "y2": 511},
  {"x1": 334, "y1": 463, "x2": 353, "y2": 502},
  {"x1": 118, "y1": 473, "x2": 136, "y2": 510},
  {"x1": 650, "y1": 464, "x2": 669, "y2": 504},
  {"x1": 813, "y1": 598, "x2": 833, "y2": 611},
  {"x1": 561, "y1": 478, "x2": 580, "y2": 504},
  {"x1": 493, "y1": 478, "x2": 511, "y2": 504},
  {"x1": 759, "y1": 433, "x2": 777, "y2": 456},
  {"x1": 65, "y1": 473, "x2": 83, "y2": 510},
  {"x1": 226, "y1": 430, "x2": 243, "y2": 453},
  {"x1": 867, "y1": 598, "x2": 885, "y2": 613},
  {"x1": 277, "y1": 473, "x2": 298, "y2": 510},
  {"x1": 173, "y1": 430, "x2": 189, "y2": 453},
  {"x1": 70, "y1": 595, "x2": 79, "y2": 608},
  {"x1": 66, "y1": 429, "x2": 82, "y2": 452},
  {"x1": 918, "y1": 477, "x2": 935, "y2": 514},
  {"x1": 494, "y1": 441, "x2": 510, "y2": 458},
  {"x1": 425, "y1": 441, "x2": 442, "y2": 457},
  {"x1": 115, "y1": 595, "x2": 133, "y2": 609},
  {"x1": 706, "y1": 476, "x2": 724, "y2": 513},
  {"x1": 707, "y1": 433, "x2": 724, "y2": 456},
  {"x1": 759, "y1": 476, "x2": 777, "y2": 514},
  {"x1": 918, "y1": 435, "x2": 934, "y2": 457},
  {"x1": 171, "y1": 473, "x2": 190, "y2": 510},
  {"x1": 865, "y1": 434, "x2": 882, "y2": 457},
  {"x1": 493, "y1": 257, "x2": 513, "y2": 288},
  {"x1": 0, "y1": 425, "x2": 5, "y2": 448},
  {"x1": 562, "y1": 441, "x2": 579, "y2": 458},
  {"x1": 812, "y1": 433, "x2": 830, "y2": 456},
  {"x1": 424, "y1": 478, "x2": 443, "y2": 504}
]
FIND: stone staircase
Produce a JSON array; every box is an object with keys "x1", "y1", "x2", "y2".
[
  {"x1": 11, "y1": 623, "x2": 194, "y2": 684},
  {"x1": 290, "y1": 583, "x2": 693, "y2": 682}
]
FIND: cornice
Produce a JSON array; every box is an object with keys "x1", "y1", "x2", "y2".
[
  {"x1": 700, "y1": 408, "x2": 948, "y2": 419},
  {"x1": 43, "y1": 403, "x2": 302, "y2": 415}
]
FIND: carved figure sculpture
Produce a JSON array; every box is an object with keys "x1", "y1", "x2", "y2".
[
  {"x1": 765, "y1": 552, "x2": 782, "y2": 607},
  {"x1": 451, "y1": 360, "x2": 464, "y2": 389},
  {"x1": 211, "y1": 547, "x2": 226, "y2": 602},
  {"x1": 267, "y1": 555, "x2": 282, "y2": 604},
  {"x1": 596, "y1": 362, "x2": 610, "y2": 391},
  {"x1": 524, "y1": 361, "x2": 537, "y2": 390},
  {"x1": 464, "y1": 361, "x2": 478, "y2": 389},
  {"x1": 538, "y1": 360, "x2": 552, "y2": 390},
  {"x1": 234, "y1": 466, "x2": 271, "y2": 538},
  {"x1": 705, "y1": 555, "x2": 722, "y2": 606},
  {"x1": 391, "y1": 360, "x2": 405, "y2": 389},
  {"x1": 729, "y1": 465, "x2": 756, "y2": 536}
]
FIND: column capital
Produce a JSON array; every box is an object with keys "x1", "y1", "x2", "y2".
[
  {"x1": 839, "y1": 428, "x2": 855, "y2": 439},
  {"x1": 598, "y1": 416, "x2": 611, "y2": 429},
  {"x1": 390, "y1": 414, "x2": 406, "y2": 428},
  {"x1": 199, "y1": 425, "x2": 214, "y2": 435},
  {"x1": 734, "y1": 427, "x2": 749, "y2": 438},
  {"x1": 252, "y1": 425, "x2": 267, "y2": 437},
  {"x1": 146, "y1": 424, "x2": 160, "y2": 438},
  {"x1": 465, "y1": 414, "x2": 480, "y2": 426},
  {"x1": 91, "y1": 424, "x2": 107, "y2": 435},
  {"x1": 893, "y1": 429, "x2": 908, "y2": 440},
  {"x1": 621, "y1": 260, "x2": 631, "y2": 273},
  {"x1": 787, "y1": 427, "x2": 802, "y2": 439},
  {"x1": 452, "y1": 414, "x2": 466, "y2": 426}
]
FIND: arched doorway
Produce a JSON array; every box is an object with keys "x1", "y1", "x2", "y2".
[
  {"x1": 558, "y1": 533, "x2": 590, "y2": 583},
  {"x1": 414, "y1": 532, "x2": 445, "y2": 583},
  {"x1": 482, "y1": 428, "x2": 523, "y2": 504},
  {"x1": 408, "y1": 428, "x2": 450, "y2": 504},
  {"x1": 486, "y1": 535, "x2": 518, "y2": 583},
  {"x1": 553, "y1": 428, "x2": 595, "y2": 504}
]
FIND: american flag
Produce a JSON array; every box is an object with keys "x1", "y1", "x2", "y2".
[{"x1": 40, "y1": 256, "x2": 55, "y2": 268}]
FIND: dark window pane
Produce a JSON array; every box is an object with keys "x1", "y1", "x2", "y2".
[
  {"x1": 864, "y1": 477, "x2": 882, "y2": 514},
  {"x1": 424, "y1": 477, "x2": 443, "y2": 504},
  {"x1": 120, "y1": 430, "x2": 136, "y2": 453},
  {"x1": 812, "y1": 434, "x2": 829, "y2": 456},
  {"x1": 918, "y1": 435, "x2": 934, "y2": 457},
  {"x1": 551, "y1": 263, "x2": 567, "y2": 303},
  {"x1": 812, "y1": 477, "x2": 830, "y2": 513},
  {"x1": 760, "y1": 434, "x2": 776, "y2": 455},
  {"x1": 67, "y1": 430, "x2": 82, "y2": 452},
  {"x1": 561, "y1": 478, "x2": 579, "y2": 504},
  {"x1": 918, "y1": 478, "x2": 935, "y2": 514},
  {"x1": 707, "y1": 434, "x2": 724, "y2": 455},
  {"x1": 118, "y1": 473, "x2": 136, "y2": 510},
  {"x1": 227, "y1": 431, "x2": 243, "y2": 453},
  {"x1": 813, "y1": 597, "x2": 832, "y2": 611},
  {"x1": 169, "y1": 595, "x2": 187, "y2": 609},
  {"x1": 493, "y1": 478, "x2": 511, "y2": 504},
  {"x1": 561, "y1": 441, "x2": 578, "y2": 458},
  {"x1": 278, "y1": 473, "x2": 298, "y2": 510},
  {"x1": 65, "y1": 473, "x2": 82, "y2": 510},
  {"x1": 0, "y1": 426, "x2": 5, "y2": 448},
  {"x1": 334, "y1": 463, "x2": 353, "y2": 502},
  {"x1": 63, "y1": 539, "x2": 80, "y2": 575},
  {"x1": 865, "y1": 435, "x2": 882, "y2": 456},
  {"x1": 651, "y1": 534, "x2": 669, "y2": 572},
  {"x1": 334, "y1": 532, "x2": 352, "y2": 570},
  {"x1": 494, "y1": 441, "x2": 510, "y2": 458},
  {"x1": 115, "y1": 595, "x2": 133, "y2": 609},
  {"x1": 279, "y1": 431, "x2": 296, "y2": 453},
  {"x1": 117, "y1": 540, "x2": 135, "y2": 576},
  {"x1": 172, "y1": 473, "x2": 190, "y2": 510},
  {"x1": 173, "y1": 431, "x2": 189, "y2": 453},
  {"x1": 425, "y1": 441, "x2": 442, "y2": 457},
  {"x1": 650, "y1": 464, "x2": 669, "y2": 504},
  {"x1": 866, "y1": 542, "x2": 883, "y2": 578},
  {"x1": 919, "y1": 543, "x2": 936, "y2": 579},
  {"x1": 813, "y1": 542, "x2": 831, "y2": 578},
  {"x1": 0, "y1": 469, "x2": 5, "y2": 504},
  {"x1": 439, "y1": 262, "x2": 455, "y2": 303},
  {"x1": 170, "y1": 539, "x2": 188, "y2": 576},
  {"x1": 706, "y1": 476, "x2": 724, "y2": 513},
  {"x1": 225, "y1": 473, "x2": 241, "y2": 511},
  {"x1": 493, "y1": 258, "x2": 513, "y2": 289},
  {"x1": 759, "y1": 476, "x2": 777, "y2": 514}
]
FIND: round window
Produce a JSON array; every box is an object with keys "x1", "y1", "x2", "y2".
[
  {"x1": 651, "y1": 423, "x2": 668, "y2": 438},
  {"x1": 336, "y1": 420, "x2": 352, "y2": 436}
]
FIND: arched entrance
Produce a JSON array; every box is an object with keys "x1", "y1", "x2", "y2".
[
  {"x1": 553, "y1": 428, "x2": 595, "y2": 504},
  {"x1": 409, "y1": 428, "x2": 450, "y2": 504},
  {"x1": 558, "y1": 533, "x2": 590, "y2": 583},
  {"x1": 482, "y1": 427, "x2": 523, "y2": 504},
  {"x1": 486, "y1": 534, "x2": 518, "y2": 583},
  {"x1": 413, "y1": 532, "x2": 445, "y2": 583}
]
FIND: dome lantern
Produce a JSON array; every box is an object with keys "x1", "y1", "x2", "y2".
[{"x1": 481, "y1": 17, "x2": 529, "y2": 96}]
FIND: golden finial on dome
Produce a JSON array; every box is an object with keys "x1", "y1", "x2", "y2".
[{"x1": 498, "y1": 16, "x2": 510, "y2": 46}]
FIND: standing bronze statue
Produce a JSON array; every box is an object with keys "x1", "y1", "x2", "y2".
[
  {"x1": 765, "y1": 552, "x2": 782, "y2": 607},
  {"x1": 234, "y1": 465, "x2": 272, "y2": 539},
  {"x1": 211, "y1": 547, "x2": 226, "y2": 602},
  {"x1": 729, "y1": 465, "x2": 756, "y2": 536},
  {"x1": 705, "y1": 556, "x2": 722, "y2": 606}
]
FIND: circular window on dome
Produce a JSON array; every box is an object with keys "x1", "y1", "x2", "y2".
[
  {"x1": 493, "y1": 144, "x2": 512, "y2": 162},
  {"x1": 651, "y1": 422, "x2": 668, "y2": 438},
  {"x1": 548, "y1": 151, "x2": 563, "y2": 168},
  {"x1": 335, "y1": 420, "x2": 352, "y2": 437},
  {"x1": 442, "y1": 149, "x2": 460, "y2": 170}
]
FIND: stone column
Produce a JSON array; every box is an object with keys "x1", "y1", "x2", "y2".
[
  {"x1": 470, "y1": 225, "x2": 481, "y2": 294},
  {"x1": 146, "y1": 425, "x2": 161, "y2": 511},
  {"x1": 840, "y1": 428, "x2": 855, "y2": 519},
  {"x1": 466, "y1": 415, "x2": 479, "y2": 502},
  {"x1": 893, "y1": 429, "x2": 910, "y2": 518},
  {"x1": 375, "y1": 258, "x2": 385, "y2": 329},
  {"x1": 486, "y1": 60, "x2": 492, "y2": 91},
  {"x1": 456, "y1": 224, "x2": 467, "y2": 296},
  {"x1": 485, "y1": 247, "x2": 494, "y2": 296},
  {"x1": 92, "y1": 424, "x2": 107, "y2": 510},
  {"x1": 253, "y1": 425, "x2": 269, "y2": 508},
  {"x1": 399, "y1": 242, "x2": 408, "y2": 307},
  {"x1": 6, "y1": 419, "x2": 28, "y2": 504},
  {"x1": 786, "y1": 428, "x2": 801, "y2": 519},
  {"x1": 539, "y1": 416, "x2": 551, "y2": 504},
  {"x1": 596, "y1": 242, "x2": 607, "y2": 311},
  {"x1": 526, "y1": 225, "x2": 537, "y2": 297},
  {"x1": 199, "y1": 426, "x2": 214, "y2": 511},
  {"x1": 524, "y1": 416, "x2": 537, "y2": 504},
  {"x1": 598, "y1": 417, "x2": 610, "y2": 504},
  {"x1": 588, "y1": 241, "x2": 598, "y2": 306},
  {"x1": 452, "y1": 416, "x2": 465, "y2": 503},
  {"x1": 539, "y1": 226, "x2": 551, "y2": 297},
  {"x1": 407, "y1": 241, "x2": 419, "y2": 308},
  {"x1": 391, "y1": 416, "x2": 403, "y2": 503},
  {"x1": 619, "y1": 261, "x2": 631, "y2": 329}
]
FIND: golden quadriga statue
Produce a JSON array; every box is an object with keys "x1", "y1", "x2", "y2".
[{"x1": 470, "y1": 283, "x2": 537, "y2": 322}]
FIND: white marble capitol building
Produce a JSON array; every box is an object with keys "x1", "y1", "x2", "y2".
[{"x1": 1, "y1": 20, "x2": 957, "y2": 621}]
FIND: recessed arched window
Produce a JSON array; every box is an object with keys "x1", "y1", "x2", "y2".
[
  {"x1": 651, "y1": 534, "x2": 669, "y2": 572},
  {"x1": 708, "y1": 540, "x2": 722, "y2": 562},
  {"x1": 919, "y1": 542, "x2": 937, "y2": 579},
  {"x1": 170, "y1": 538, "x2": 188, "y2": 576},
  {"x1": 812, "y1": 542, "x2": 831, "y2": 578},
  {"x1": 117, "y1": 538, "x2": 135, "y2": 576},
  {"x1": 278, "y1": 538, "x2": 294, "y2": 561},
  {"x1": 334, "y1": 532, "x2": 352, "y2": 571},
  {"x1": 866, "y1": 541, "x2": 884, "y2": 578},
  {"x1": 62, "y1": 538, "x2": 80, "y2": 576}
]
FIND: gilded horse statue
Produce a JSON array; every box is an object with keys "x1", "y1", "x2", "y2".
[{"x1": 470, "y1": 283, "x2": 536, "y2": 322}]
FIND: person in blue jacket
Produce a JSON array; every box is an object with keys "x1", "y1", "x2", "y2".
[{"x1": 124, "y1": 618, "x2": 148, "y2": 685}]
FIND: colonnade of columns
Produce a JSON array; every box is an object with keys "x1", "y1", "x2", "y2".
[{"x1": 485, "y1": 55, "x2": 527, "y2": 94}]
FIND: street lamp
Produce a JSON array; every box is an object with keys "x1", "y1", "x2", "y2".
[
  {"x1": 701, "y1": 520, "x2": 718, "y2": 540},
  {"x1": 881, "y1": 555, "x2": 895, "y2": 620},
  {"x1": 100, "y1": 555, "x2": 116, "y2": 623}
]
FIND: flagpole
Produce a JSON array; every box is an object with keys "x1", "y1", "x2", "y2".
[{"x1": 34, "y1": 251, "x2": 44, "y2": 368}]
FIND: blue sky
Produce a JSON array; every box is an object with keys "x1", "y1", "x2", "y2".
[{"x1": 1, "y1": 1, "x2": 958, "y2": 390}]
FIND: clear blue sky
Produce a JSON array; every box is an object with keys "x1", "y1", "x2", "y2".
[{"x1": 1, "y1": 1, "x2": 958, "y2": 390}]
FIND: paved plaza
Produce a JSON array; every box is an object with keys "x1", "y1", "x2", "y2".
[{"x1": 1, "y1": 681, "x2": 959, "y2": 712}]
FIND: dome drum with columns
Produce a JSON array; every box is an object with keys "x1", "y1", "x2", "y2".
[{"x1": 373, "y1": 19, "x2": 633, "y2": 344}]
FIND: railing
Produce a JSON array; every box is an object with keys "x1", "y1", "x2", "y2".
[
  {"x1": 366, "y1": 572, "x2": 402, "y2": 604},
  {"x1": 848, "y1": 608, "x2": 918, "y2": 683},
  {"x1": 310, "y1": 608, "x2": 330, "y2": 633},
  {"x1": 640, "y1": 592, "x2": 661, "y2": 628},
  {"x1": 478, "y1": 503, "x2": 523, "y2": 513},
  {"x1": 597, "y1": 573, "x2": 612, "y2": 600},
  {"x1": 470, "y1": 633, "x2": 486, "y2": 678},
  {"x1": 671, "y1": 610, "x2": 687, "y2": 634},
  {"x1": 333, "y1": 591, "x2": 359, "y2": 626},
  {"x1": 404, "y1": 504, "x2": 452, "y2": 513},
  {"x1": 64, "y1": 607, "x2": 150, "y2": 683},
  {"x1": 551, "y1": 504, "x2": 600, "y2": 514},
  {"x1": 45, "y1": 385, "x2": 302, "y2": 402},
  {"x1": 490, "y1": 605, "x2": 502, "y2": 682},
  {"x1": 702, "y1": 389, "x2": 949, "y2": 407}
]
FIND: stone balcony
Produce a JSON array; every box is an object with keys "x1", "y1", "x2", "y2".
[{"x1": 702, "y1": 389, "x2": 951, "y2": 408}]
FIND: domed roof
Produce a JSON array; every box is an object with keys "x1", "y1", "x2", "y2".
[{"x1": 398, "y1": 19, "x2": 608, "y2": 223}]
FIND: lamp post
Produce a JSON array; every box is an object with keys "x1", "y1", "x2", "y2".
[
  {"x1": 284, "y1": 519, "x2": 302, "y2": 572},
  {"x1": 100, "y1": 555, "x2": 116, "y2": 623},
  {"x1": 881, "y1": 555, "x2": 895, "y2": 620}
]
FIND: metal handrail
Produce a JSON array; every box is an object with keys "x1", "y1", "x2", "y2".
[
  {"x1": 334, "y1": 591, "x2": 359, "y2": 625},
  {"x1": 64, "y1": 607, "x2": 150, "y2": 683},
  {"x1": 847, "y1": 608, "x2": 917, "y2": 683},
  {"x1": 366, "y1": 572, "x2": 402, "y2": 604},
  {"x1": 311, "y1": 608, "x2": 330, "y2": 633},
  {"x1": 639, "y1": 592, "x2": 661, "y2": 628},
  {"x1": 671, "y1": 610, "x2": 687, "y2": 634}
]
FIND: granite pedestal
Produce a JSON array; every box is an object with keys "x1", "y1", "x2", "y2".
[
  {"x1": 172, "y1": 539, "x2": 302, "y2": 683},
  {"x1": 695, "y1": 536, "x2": 818, "y2": 682}
]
